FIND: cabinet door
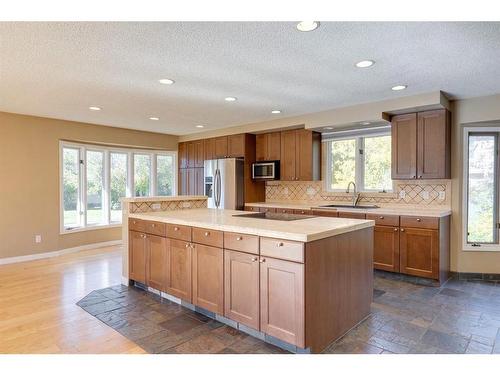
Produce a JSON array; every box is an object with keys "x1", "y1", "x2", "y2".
[
  {"x1": 267, "y1": 132, "x2": 281, "y2": 161},
  {"x1": 391, "y1": 113, "x2": 417, "y2": 179},
  {"x1": 204, "y1": 138, "x2": 216, "y2": 161},
  {"x1": 280, "y1": 130, "x2": 297, "y2": 180},
  {"x1": 178, "y1": 142, "x2": 188, "y2": 169},
  {"x1": 224, "y1": 249, "x2": 260, "y2": 330},
  {"x1": 193, "y1": 140, "x2": 205, "y2": 168},
  {"x1": 214, "y1": 136, "x2": 228, "y2": 158},
  {"x1": 166, "y1": 239, "x2": 192, "y2": 302},
  {"x1": 147, "y1": 234, "x2": 167, "y2": 291},
  {"x1": 255, "y1": 134, "x2": 267, "y2": 161},
  {"x1": 400, "y1": 228, "x2": 439, "y2": 279},
  {"x1": 186, "y1": 141, "x2": 196, "y2": 168},
  {"x1": 192, "y1": 244, "x2": 224, "y2": 314},
  {"x1": 228, "y1": 134, "x2": 245, "y2": 157},
  {"x1": 129, "y1": 231, "x2": 147, "y2": 283},
  {"x1": 178, "y1": 169, "x2": 188, "y2": 195},
  {"x1": 187, "y1": 168, "x2": 196, "y2": 195},
  {"x1": 295, "y1": 129, "x2": 313, "y2": 181},
  {"x1": 373, "y1": 225, "x2": 400, "y2": 272},
  {"x1": 194, "y1": 168, "x2": 205, "y2": 196},
  {"x1": 338, "y1": 211, "x2": 366, "y2": 219},
  {"x1": 260, "y1": 257, "x2": 304, "y2": 347},
  {"x1": 417, "y1": 109, "x2": 450, "y2": 179}
]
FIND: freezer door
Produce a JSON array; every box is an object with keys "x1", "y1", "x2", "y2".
[{"x1": 204, "y1": 159, "x2": 217, "y2": 208}]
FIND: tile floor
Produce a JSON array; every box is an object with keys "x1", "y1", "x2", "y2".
[{"x1": 77, "y1": 272, "x2": 500, "y2": 354}]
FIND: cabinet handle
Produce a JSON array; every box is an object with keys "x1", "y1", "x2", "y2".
[
  {"x1": 185, "y1": 243, "x2": 190, "y2": 248},
  {"x1": 276, "y1": 242, "x2": 284, "y2": 247},
  {"x1": 236, "y1": 236, "x2": 243, "y2": 241},
  {"x1": 191, "y1": 244, "x2": 195, "y2": 249},
  {"x1": 259, "y1": 258, "x2": 266, "y2": 263},
  {"x1": 174, "y1": 227, "x2": 179, "y2": 231},
  {"x1": 251, "y1": 257, "x2": 258, "y2": 262},
  {"x1": 400, "y1": 228, "x2": 405, "y2": 232},
  {"x1": 151, "y1": 223, "x2": 155, "y2": 227},
  {"x1": 204, "y1": 231, "x2": 210, "y2": 236},
  {"x1": 394, "y1": 228, "x2": 398, "y2": 232},
  {"x1": 412, "y1": 175, "x2": 416, "y2": 179},
  {"x1": 418, "y1": 175, "x2": 423, "y2": 179},
  {"x1": 379, "y1": 216, "x2": 384, "y2": 219},
  {"x1": 416, "y1": 218, "x2": 421, "y2": 222}
]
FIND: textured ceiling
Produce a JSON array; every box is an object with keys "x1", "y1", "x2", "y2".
[{"x1": 1, "y1": 22, "x2": 500, "y2": 135}]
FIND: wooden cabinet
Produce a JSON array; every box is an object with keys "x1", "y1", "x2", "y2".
[
  {"x1": 391, "y1": 109, "x2": 450, "y2": 180},
  {"x1": 224, "y1": 249, "x2": 260, "y2": 330},
  {"x1": 400, "y1": 227, "x2": 439, "y2": 280},
  {"x1": 227, "y1": 134, "x2": 245, "y2": 157},
  {"x1": 256, "y1": 132, "x2": 281, "y2": 161},
  {"x1": 373, "y1": 225, "x2": 400, "y2": 273},
  {"x1": 166, "y1": 239, "x2": 192, "y2": 302},
  {"x1": 338, "y1": 212, "x2": 366, "y2": 219},
  {"x1": 178, "y1": 142, "x2": 188, "y2": 169},
  {"x1": 178, "y1": 169, "x2": 188, "y2": 195},
  {"x1": 280, "y1": 129, "x2": 321, "y2": 181},
  {"x1": 194, "y1": 168, "x2": 204, "y2": 195},
  {"x1": 192, "y1": 243, "x2": 224, "y2": 314},
  {"x1": 260, "y1": 256, "x2": 304, "y2": 347},
  {"x1": 204, "y1": 138, "x2": 216, "y2": 161},
  {"x1": 129, "y1": 231, "x2": 147, "y2": 284},
  {"x1": 178, "y1": 140, "x2": 205, "y2": 195},
  {"x1": 178, "y1": 167, "x2": 203, "y2": 195},
  {"x1": 214, "y1": 136, "x2": 228, "y2": 158},
  {"x1": 311, "y1": 209, "x2": 338, "y2": 217},
  {"x1": 192, "y1": 139, "x2": 204, "y2": 168},
  {"x1": 147, "y1": 234, "x2": 167, "y2": 291}
]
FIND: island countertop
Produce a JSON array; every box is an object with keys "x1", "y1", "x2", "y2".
[{"x1": 128, "y1": 208, "x2": 374, "y2": 242}]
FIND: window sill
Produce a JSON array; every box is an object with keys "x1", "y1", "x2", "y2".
[
  {"x1": 462, "y1": 244, "x2": 500, "y2": 252},
  {"x1": 60, "y1": 223, "x2": 122, "y2": 235}
]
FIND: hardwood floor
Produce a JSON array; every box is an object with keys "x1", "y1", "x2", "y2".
[{"x1": 0, "y1": 245, "x2": 145, "y2": 354}]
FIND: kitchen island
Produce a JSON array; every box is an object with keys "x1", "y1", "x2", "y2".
[{"x1": 125, "y1": 208, "x2": 374, "y2": 353}]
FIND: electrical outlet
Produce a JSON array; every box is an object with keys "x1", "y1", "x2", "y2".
[
  {"x1": 284, "y1": 187, "x2": 289, "y2": 196},
  {"x1": 182, "y1": 202, "x2": 191, "y2": 208},
  {"x1": 35, "y1": 235, "x2": 42, "y2": 243},
  {"x1": 399, "y1": 190, "x2": 406, "y2": 199},
  {"x1": 152, "y1": 203, "x2": 161, "y2": 210},
  {"x1": 438, "y1": 191, "x2": 446, "y2": 200},
  {"x1": 306, "y1": 187, "x2": 316, "y2": 196},
  {"x1": 421, "y1": 191, "x2": 430, "y2": 200}
]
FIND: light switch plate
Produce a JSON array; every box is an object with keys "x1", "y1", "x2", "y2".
[
  {"x1": 35, "y1": 235, "x2": 42, "y2": 243},
  {"x1": 399, "y1": 190, "x2": 406, "y2": 199},
  {"x1": 421, "y1": 191, "x2": 430, "y2": 200},
  {"x1": 438, "y1": 191, "x2": 446, "y2": 200}
]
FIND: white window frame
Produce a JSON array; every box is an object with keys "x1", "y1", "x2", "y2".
[
  {"x1": 324, "y1": 130, "x2": 393, "y2": 193},
  {"x1": 60, "y1": 141, "x2": 177, "y2": 234},
  {"x1": 462, "y1": 126, "x2": 500, "y2": 252}
]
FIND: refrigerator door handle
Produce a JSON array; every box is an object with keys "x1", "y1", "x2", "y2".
[{"x1": 216, "y1": 168, "x2": 222, "y2": 208}]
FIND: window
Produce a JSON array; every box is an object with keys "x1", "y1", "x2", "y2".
[
  {"x1": 464, "y1": 129, "x2": 500, "y2": 250},
  {"x1": 60, "y1": 142, "x2": 177, "y2": 232},
  {"x1": 325, "y1": 128, "x2": 392, "y2": 192}
]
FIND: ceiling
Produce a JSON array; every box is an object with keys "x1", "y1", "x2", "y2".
[{"x1": 1, "y1": 22, "x2": 500, "y2": 135}]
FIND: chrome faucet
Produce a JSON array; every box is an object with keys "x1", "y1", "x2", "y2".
[{"x1": 346, "y1": 181, "x2": 361, "y2": 207}]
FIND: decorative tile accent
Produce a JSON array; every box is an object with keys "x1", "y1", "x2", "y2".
[
  {"x1": 129, "y1": 199, "x2": 207, "y2": 213},
  {"x1": 265, "y1": 180, "x2": 451, "y2": 206}
]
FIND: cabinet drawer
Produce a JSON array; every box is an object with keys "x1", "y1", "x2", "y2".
[
  {"x1": 260, "y1": 237, "x2": 304, "y2": 263},
  {"x1": 129, "y1": 218, "x2": 146, "y2": 232},
  {"x1": 338, "y1": 211, "x2": 366, "y2": 219},
  {"x1": 144, "y1": 221, "x2": 166, "y2": 236},
  {"x1": 366, "y1": 214, "x2": 399, "y2": 227},
  {"x1": 259, "y1": 207, "x2": 276, "y2": 213},
  {"x1": 244, "y1": 206, "x2": 260, "y2": 212},
  {"x1": 275, "y1": 207, "x2": 294, "y2": 214},
  {"x1": 294, "y1": 209, "x2": 312, "y2": 215},
  {"x1": 166, "y1": 224, "x2": 192, "y2": 241},
  {"x1": 192, "y1": 227, "x2": 223, "y2": 248},
  {"x1": 224, "y1": 232, "x2": 259, "y2": 254},
  {"x1": 400, "y1": 216, "x2": 439, "y2": 230},
  {"x1": 311, "y1": 209, "x2": 338, "y2": 217}
]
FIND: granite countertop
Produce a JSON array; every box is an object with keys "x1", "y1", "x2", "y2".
[
  {"x1": 128, "y1": 208, "x2": 374, "y2": 242},
  {"x1": 245, "y1": 202, "x2": 452, "y2": 218},
  {"x1": 122, "y1": 195, "x2": 207, "y2": 203}
]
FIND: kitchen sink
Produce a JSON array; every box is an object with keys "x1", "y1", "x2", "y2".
[
  {"x1": 232, "y1": 212, "x2": 315, "y2": 221},
  {"x1": 318, "y1": 204, "x2": 379, "y2": 209}
]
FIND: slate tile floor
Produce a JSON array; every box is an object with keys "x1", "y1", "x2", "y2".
[{"x1": 77, "y1": 272, "x2": 500, "y2": 354}]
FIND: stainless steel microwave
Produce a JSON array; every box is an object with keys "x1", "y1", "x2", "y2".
[{"x1": 251, "y1": 160, "x2": 280, "y2": 180}]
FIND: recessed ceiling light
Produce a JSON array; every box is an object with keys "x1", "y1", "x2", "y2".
[
  {"x1": 324, "y1": 127, "x2": 333, "y2": 130},
  {"x1": 195, "y1": 125, "x2": 205, "y2": 128},
  {"x1": 271, "y1": 110, "x2": 282, "y2": 114},
  {"x1": 159, "y1": 78, "x2": 175, "y2": 85},
  {"x1": 225, "y1": 97, "x2": 237, "y2": 102},
  {"x1": 149, "y1": 117, "x2": 159, "y2": 121},
  {"x1": 296, "y1": 21, "x2": 320, "y2": 32},
  {"x1": 89, "y1": 106, "x2": 101, "y2": 111},
  {"x1": 355, "y1": 60, "x2": 375, "y2": 68},
  {"x1": 360, "y1": 121, "x2": 371, "y2": 125},
  {"x1": 391, "y1": 85, "x2": 407, "y2": 91}
]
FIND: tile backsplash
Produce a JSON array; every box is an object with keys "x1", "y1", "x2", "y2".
[
  {"x1": 129, "y1": 199, "x2": 207, "y2": 213},
  {"x1": 265, "y1": 180, "x2": 451, "y2": 206}
]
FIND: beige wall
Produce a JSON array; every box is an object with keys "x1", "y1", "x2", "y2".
[
  {"x1": 450, "y1": 94, "x2": 500, "y2": 273},
  {"x1": 0, "y1": 111, "x2": 178, "y2": 259}
]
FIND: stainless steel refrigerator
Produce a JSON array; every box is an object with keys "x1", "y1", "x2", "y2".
[{"x1": 204, "y1": 158, "x2": 244, "y2": 209}]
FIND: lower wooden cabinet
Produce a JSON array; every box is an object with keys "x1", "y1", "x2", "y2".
[
  {"x1": 260, "y1": 256, "x2": 304, "y2": 347},
  {"x1": 400, "y1": 227, "x2": 439, "y2": 279},
  {"x1": 373, "y1": 225, "x2": 400, "y2": 273},
  {"x1": 147, "y1": 234, "x2": 168, "y2": 291},
  {"x1": 166, "y1": 239, "x2": 192, "y2": 302},
  {"x1": 224, "y1": 249, "x2": 260, "y2": 330},
  {"x1": 192, "y1": 244, "x2": 224, "y2": 314},
  {"x1": 129, "y1": 231, "x2": 147, "y2": 284},
  {"x1": 338, "y1": 212, "x2": 366, "y2": 219}
]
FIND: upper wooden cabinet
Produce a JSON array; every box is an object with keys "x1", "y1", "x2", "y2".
[
  {"x1": 180, "y1": 140, "x2": 204, "y2": 168},
  {"x1": 391, "y1": 109, "x2": 450, "y2": 180},
  {"x1": 204, "y1": 138, "x2": 216, "y2": 161},
  {"x1": 214, "y1": 136, "x2": 229, "y2": 158},
  {"x1": 178, "y1": 142, "x2": 188, "y2": 169},
  {"x1": 227, "y1": 134, "x2": 246, "y2": 158},
  {"x1": 256, "y1": 132, "x2": 281, "y2": 161},
  {"x1": 280, "y1": 129, "x2": 321, "y2": 181}
]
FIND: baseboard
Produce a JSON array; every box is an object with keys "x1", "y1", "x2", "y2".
[
  {"x1": 0, "y1": 240, "x2": 122, "y2": 265},
  {"x1": 450, "y1": 271, "x2": 500, "y2": 282}
]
